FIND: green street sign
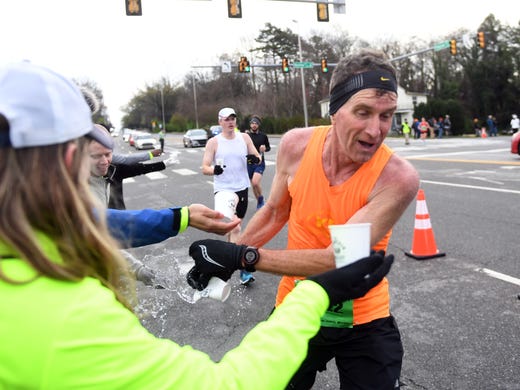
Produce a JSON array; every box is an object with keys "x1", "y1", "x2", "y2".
[
  {"x1": 293, "y1": 61, "x2": 314, "y2": 69},
  {"x1": 434, "y1": 41, "x2": 450, "y2": 51}
]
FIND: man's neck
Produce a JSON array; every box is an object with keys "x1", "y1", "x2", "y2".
[{"x1": 221, "y1": 130, "x2": 236, "y2": 140}]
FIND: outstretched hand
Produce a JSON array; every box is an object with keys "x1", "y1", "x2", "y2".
[
  {"x1": 187, "y1": 204, "x2": 240, "y2": 235},
  {"x1": 307, "y1": 251, "x2": 394, "y2": 305}
]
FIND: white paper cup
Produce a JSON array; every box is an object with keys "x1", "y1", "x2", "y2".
[
  {"x1": 193, "y1": 277, "x2": 231, "y2": 302},
  {"x1": 329, "y1": 223, "x2": 371, "y2": 268},
  {"x1": 214, "y1": 190, "x2": 238, "y2": 221},
  {"x1": 215, "y1": 158, "x2": 224, "y2": 167}
]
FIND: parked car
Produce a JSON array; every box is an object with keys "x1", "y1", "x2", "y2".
[
  {"x1": 134, "y1": 133, "x2": 159, "y2": 150},
  {"x1": 128, "y1": 131, "x2": 145, "y2": 147},
  {"x1": 209, "y1": 125, "x2": 222, "y2": 138},
  {"x1": 183, "y1": 129, "x2": 208, "y2": 148},
  {"x1": 511, "y1": 131, "x2": 520, "y2": 155}
]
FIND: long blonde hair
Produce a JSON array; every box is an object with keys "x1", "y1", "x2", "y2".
[{"x1": 0, "y1": 136, "x2": 134, "y2": 309}]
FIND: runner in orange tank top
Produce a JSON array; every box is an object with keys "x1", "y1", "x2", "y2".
[{"x1": 187, "y1": 49, "x2": 420, "y2": 389}]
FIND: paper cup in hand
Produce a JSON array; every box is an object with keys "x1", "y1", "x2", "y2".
[
  {"x1": 193, "y1": 277, "x2": 231, "y2": 302},
  {"x1": 214, "y1": 190, "x2": 238, "y2": 221},
  {"x1": 329, "y1": 223, "x2": 371, "y2": 268}
]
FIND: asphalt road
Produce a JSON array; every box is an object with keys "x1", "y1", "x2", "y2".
[{"x1": 118, "y1": 133, "x2": 520, "y2": 390}]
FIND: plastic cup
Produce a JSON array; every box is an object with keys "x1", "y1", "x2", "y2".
[
  {"x1": 328, "y1": 223, "x2": 371, "y2": 268},
  {"x1": 214, "y1": 190, "x2": 238, "y2": 221},
  {"x1": 193, "y1": 277, "x2": 231, "y2": 302}
]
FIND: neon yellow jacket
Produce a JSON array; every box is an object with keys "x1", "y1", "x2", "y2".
[{"x1": 0, "y1": 235, "x2": 329, "y2": 389}]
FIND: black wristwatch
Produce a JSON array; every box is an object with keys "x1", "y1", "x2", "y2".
[{"x1": 242, "y1": 246, "x2": 260, "y2": 272}]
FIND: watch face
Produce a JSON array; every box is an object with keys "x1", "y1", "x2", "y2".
[{"x1": 245, "y1": 249, "x2": 258, "y2": 263}]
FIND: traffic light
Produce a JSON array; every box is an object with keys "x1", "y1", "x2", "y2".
[
  {"x1": 316, "y1": 2, "x2": 329, "y2": 22},
  {"x1": 227, "y1": 0, "x2": 242, "y2": 18},
  {"x1": 450, "y1": 39, "x2": 457, "y2": 55},
  {"x1": 477, "y1": 31, "x2": 485, "y2": 48},
  {"x1": 321, "y1": 58, "x2": 328, "y2": 73},
  {"x1": 282, "y1": 57, "x2": 290, "y2": 73},
  {"x1": 125, "y1": 0, "x2": 142, "y2": 16},
  {"x1": 238, "y1": 56, "x2": 250, "y2": 73}
]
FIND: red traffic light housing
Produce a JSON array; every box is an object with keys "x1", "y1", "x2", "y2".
[
  {"x1": 477, "y1": 31, "x2": 485, "y2": 48},
  {"x1": 282, "y1": 57, "x2": 290, "y2": 73},
  {"x1": 450, "y1": 39, "x2": 457, "y2": 55},
  {"x1": 321, "y1": 58, "x2": 328, "y2": 73}
]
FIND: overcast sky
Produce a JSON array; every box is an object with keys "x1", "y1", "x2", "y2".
[{"x1": 1, "y1": 0, "x2": 517, "y2": 127}]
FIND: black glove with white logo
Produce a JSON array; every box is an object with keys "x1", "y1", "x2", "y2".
[
  {"x1": 246, "y1": 154, "x2": 260, "y2": 165},
  {"x1": 186, "y1": 266, "x2": 212, "y2": 291},
  {"x1": 307, "y1": 251, "x2": 394, "y2": 306},
  {"x1": 213, "y1": 165, "x2": 224, "y2": 175},
  {"x1": 187, "y1": 240, "x2": 247, "y2": 290}
]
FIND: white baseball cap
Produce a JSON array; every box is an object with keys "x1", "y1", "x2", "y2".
[
  {"x1": 0, "y1": 61, "x2": 98, "y2": 149},
  {"x1": 218, "y1": 107, "x2": 236, "y2": 120}
]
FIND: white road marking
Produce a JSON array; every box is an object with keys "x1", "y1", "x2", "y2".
[
  {"x1": 476, "y1": 268, "x2": 520, "y2": 287},
  {"x1": 172, "y1": 168, "x2": 198, "y2": 176},
  {"x1": 421, "y1": 180, "x2": 520, "y2": 195}
]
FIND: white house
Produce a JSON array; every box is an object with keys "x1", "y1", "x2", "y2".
[{"x1": 319, "y1": 86, "x2": 428, "y2": 129}]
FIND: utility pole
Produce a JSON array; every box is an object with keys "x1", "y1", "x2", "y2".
[{"x1": 293, "y1": 19, "x2": 309, "y2": 127}]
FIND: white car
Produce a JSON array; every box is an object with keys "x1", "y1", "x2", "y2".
[{"x1": 134, "y1": 133, "x2": 159, "y2": 150}]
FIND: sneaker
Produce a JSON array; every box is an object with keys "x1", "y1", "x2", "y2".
[
  {"x1": 256, "y1": 195, "x2": 265, "y2": 210},
  {"x1": 240, "y1": 270, "x2": 255, "y2": 286}
]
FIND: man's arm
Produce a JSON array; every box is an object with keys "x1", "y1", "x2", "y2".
[
  {"x1": 263, "y1": 133, "x2": 271, "y2": 153},
  {"x1": 243, "y1": 133, "x2": 261, "y2": 160},
  {"x1": 346, "y1": 154, "x2": 419, "y2": 247},
  {"x1": 107, "y1": 204, "x2": 240, "y2": 248},
  {"x1": 111, "y1": 150, "x2": 160, "y2": 165},
  {"x1": 201, "y1": 138, "x2": 217, "y2": 175}
]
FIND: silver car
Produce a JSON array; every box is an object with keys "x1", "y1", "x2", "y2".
[{"x1": 183, "y1": 129, "x2": 208, "y2": 148}]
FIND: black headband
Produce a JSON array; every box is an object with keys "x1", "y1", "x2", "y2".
[{"x1": 329, "y1": 70, "x2": 398, "y2": 116}]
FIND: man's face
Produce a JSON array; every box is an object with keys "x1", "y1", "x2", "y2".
[
  {"x1": 88, "y1": 140, "x2": 112, "y2": 177},
  {"x1": 250, "y1": 121, "x2": 260, "y2": 132},
  {"x1": 218, "y1": 115, "x2": 237, "y2": 132},
  {"x1": 331, "y1": 88, "x2": 397, "y2": 163}
]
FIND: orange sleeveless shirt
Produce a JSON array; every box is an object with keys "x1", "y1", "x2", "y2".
[{"x1": 275, "y1": 126, "x2": 393, "y2": 327}]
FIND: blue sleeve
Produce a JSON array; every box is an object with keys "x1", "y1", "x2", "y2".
[{"x1": 106, "y1": 208, "x2": 182, "y2": 248}]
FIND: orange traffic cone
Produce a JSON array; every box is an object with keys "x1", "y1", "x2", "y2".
[
  {"x1": 405, "y1": 189, "x2": 446, "y2": 260},
  {"x1": 481, "y1": 127, "x2": 488, "y2": 138}
]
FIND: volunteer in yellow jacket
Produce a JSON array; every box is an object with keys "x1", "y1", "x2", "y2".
[{"x1": 0, "y1": 62, "x2": 393, "y2": 388}]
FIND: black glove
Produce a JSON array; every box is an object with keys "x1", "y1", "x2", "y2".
[
  {"x1": 246, "y1": 154, "x2": 260, "y2": 164},
  {"x1": 188, "y1": 240, "x2": 246, "y2": 285},
  {"x1": 186, "y1": 266, "x2": 212, "y2": 291},
  {"x1": 307, "y1": 251, "x2": 394, "y2": 306},
  {"x1": 213, "y1": 165, "x2": 224, "y2": 175}
]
